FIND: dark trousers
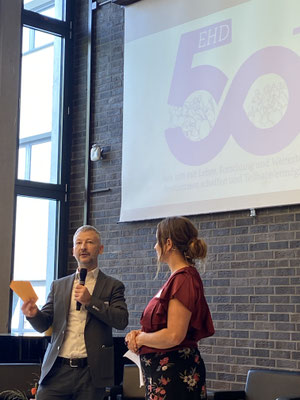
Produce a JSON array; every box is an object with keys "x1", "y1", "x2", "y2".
[{"x1": 36, "y1": 362, "x2": 106, "y2": 400}]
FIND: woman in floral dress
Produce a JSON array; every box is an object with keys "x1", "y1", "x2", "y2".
[{"x1": 125, "y1": 216, "x2": 215, "y2": 399}]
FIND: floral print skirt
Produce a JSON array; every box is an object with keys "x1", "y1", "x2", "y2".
[{"x1": 140, "y1": 347, "x2": 207, "y2": 400}]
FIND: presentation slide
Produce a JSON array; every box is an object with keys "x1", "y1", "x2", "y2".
[{"x1": 120, "y1": 0, "x2": 300, "y2": 221}]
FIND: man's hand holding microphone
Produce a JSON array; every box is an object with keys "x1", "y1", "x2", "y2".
[{"x1": 75, "y1": 267, "x2": 91, "y2": 309}]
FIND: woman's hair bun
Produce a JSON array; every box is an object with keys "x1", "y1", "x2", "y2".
[{"x1": 187, "y1": 237, "x2": 207, "y2": 260}]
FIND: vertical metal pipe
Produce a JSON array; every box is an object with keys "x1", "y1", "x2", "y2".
[{"x1": 83, "y1": 0, "x2": 93, "y2": 225}]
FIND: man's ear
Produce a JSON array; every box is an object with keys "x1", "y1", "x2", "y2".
[{"x1": 99, "y1": 245, "x2": 104, "y2": 255}]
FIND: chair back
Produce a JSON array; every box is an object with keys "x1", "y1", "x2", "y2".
[
  {"x1": 245, "y1": 368, "x2": 300, "y2": 400},
  {"x1": 0, "y1": 363, "x2": 40, "y2": 392},
  {"x1": 122, "y1": 364, "x2": 145, "y2": 399}
]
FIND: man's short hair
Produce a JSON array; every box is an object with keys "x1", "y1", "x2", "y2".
[{"x1": 73, "y1": 225, "x2": 101, "y2": 244}]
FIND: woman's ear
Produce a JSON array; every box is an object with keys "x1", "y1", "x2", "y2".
[{"x1": 166, "y1": 238, "x2": 173, "y2": 251}]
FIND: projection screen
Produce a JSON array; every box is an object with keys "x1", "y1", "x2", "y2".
[{"x1": 120, "y1": 0, "x2": 300, "y2": 221}]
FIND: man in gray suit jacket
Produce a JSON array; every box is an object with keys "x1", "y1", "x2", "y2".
[{"x1": 21, "y1": 225, "x2": 128, "y2": 400}]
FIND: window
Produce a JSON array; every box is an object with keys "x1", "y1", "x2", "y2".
[
  {"x1": 19, "y1": 27, "x2": 63, "y2": 184},
  {"x1": 11, "y1": 0, "x2": 72, "y2": 334},
  {"x1": 11, "y1": 196, "x2": 57, "y2": 333},
  {"x1": 24, "y1": 0, "x2": 65, "y2": 21}
]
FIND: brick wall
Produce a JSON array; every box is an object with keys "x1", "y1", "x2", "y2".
[{"x1": 71, "y1": 0, "x2": 300, "y2": 391}]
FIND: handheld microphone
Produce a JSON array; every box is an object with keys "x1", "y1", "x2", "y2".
[{"x1": 76, "y1": 268, "x2": 87, "y2": 311}]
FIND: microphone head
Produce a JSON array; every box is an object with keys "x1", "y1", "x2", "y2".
[{"x1": 79, "y1": 268, "x2": 87, "y2": 284}]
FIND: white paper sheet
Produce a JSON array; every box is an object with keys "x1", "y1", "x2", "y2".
[{"x1": 123, "y1": 349, "x2": 144, "y2": 387}]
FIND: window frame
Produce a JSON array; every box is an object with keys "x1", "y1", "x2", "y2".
[{"x1": 10, "y1": 0, "x2": 73, "y2": 333}]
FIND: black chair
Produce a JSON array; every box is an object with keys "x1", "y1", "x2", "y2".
[
  {"x1": 111, "y1": 337, "x2": 133, "y2": 387},
  {"x1": 106, "y1": 364, "x2": 145, "y2": 400},
  {"x1": 212, "y1": 368, "x2": 300, "y2": 400},
  {"x1": 0, "y1": 362, "x2": 40, "y2": 393}
]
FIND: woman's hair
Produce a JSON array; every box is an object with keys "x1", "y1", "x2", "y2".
[{"x1": 156, "y1": 216, "x2": 207, "y2": 268}]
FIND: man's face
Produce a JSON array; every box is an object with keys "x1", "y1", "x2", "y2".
[{"x1": 73, "y1": 230, "x2": 104, "y2": 270}]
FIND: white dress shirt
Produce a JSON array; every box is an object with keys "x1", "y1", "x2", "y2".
[{"x1": 58, "y1": 268, "x2": 99, "y2": 358}]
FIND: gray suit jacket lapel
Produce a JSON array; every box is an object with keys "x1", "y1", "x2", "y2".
[
  {"x1": 86, "y1": 269, "x2": 107, "y2": 324},
  {"x1": 63, "y1": 273, "x2": 75, "y2": 321}
]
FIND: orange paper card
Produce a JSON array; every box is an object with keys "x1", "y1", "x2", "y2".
[{"x1": 10, "y1": 280, "x2": 38, "y2": 303}]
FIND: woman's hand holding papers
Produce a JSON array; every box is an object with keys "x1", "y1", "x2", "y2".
[{"x1": 125, "y1": 329, "x2": 141, "y2": 353}]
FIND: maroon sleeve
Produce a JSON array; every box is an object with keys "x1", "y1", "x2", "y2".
[{"x1": 159, "y1": 269, "x2": 199, "y2": 313}]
